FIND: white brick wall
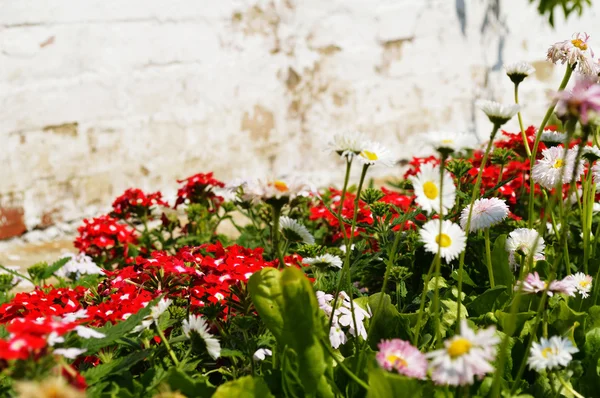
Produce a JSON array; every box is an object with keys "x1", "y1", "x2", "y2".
[{"x1": 1, "y1": 0, "x2": 599, "y2": 230}]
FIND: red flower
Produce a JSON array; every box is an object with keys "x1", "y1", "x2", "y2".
[
  {"x1": 175, "y1": 172, "x2": 225, "y2": 208},
  {"x1": 111, "y1": 188, "x2": 168, "y2": 219}
]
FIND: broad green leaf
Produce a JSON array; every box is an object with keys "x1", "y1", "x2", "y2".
[
  {"x1": 213, "y1": 376, "x2": 275, "y2": 398},
  {"x1": 81, "y1": 297, "x2": 160, "y2": 353},
  {"x1": 494, "y1": 310, "x2": 536, "y2": 334},
  {"x1": 83, "y1": 349, "x2": 150, "y2": 384},
  {"x1": 467, "y1": 286, "x2": 507, "y2": 316},
  {"x1": 367, "y1": 367, "x2": 424, "y2": 398},
  {"x1": 366, "y1": 293, "x2": 412, "y2": 348},
  {"x1": 280, "y1": 267, "x2": 327, "y2": 395},
  {"x1": 248, "y1": 268, "x2": 285, "y2": 342},
  {"x1": 163, "y1": 368, "x2": 215, "y2": 398},
  {"x1": 491, "y1": 235, "x2": 513, "y2": 289},
  {"x1": 548, "y1": 300, "x2": 587, "y2": 340},
  {"x1": 533, "y1": 260, "x2": 550, "y2": 279},
  {"x1": 451, "y1": 269, "x2": 476, "y2": 287}
]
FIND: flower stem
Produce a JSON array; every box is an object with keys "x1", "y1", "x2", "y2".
[
  {"x1": 369, "y1": 226, "x2": 403, "y2": 335},
  {"x1": 527, "y1": 65, "x2": 574, "y2": 228},
  {"x1": 432, "y1": 155, "x2": 447, "y2": 346},
  {"x1": 484, "y1": 228, "x2": 495, "y2": 288},
  {"x1": 155, "y1": 324, "x2": 180, "y2": 366},
  {"x1": 514, "y1": 82, "x2": 532, "y2": 158},
  {"x1": 413, "y1": 257, "x2": 437, "y2": 347},
  {"x1": 557, "y1": 374, "x2": 585, "y2": 398},
  {"x1": 271, "y1": 204, "x2": 286, "y2": 269},
  {"x1": 321, "y1": 339, "x2": 370, "y2": 391},
  {"x1": 456, "y1": 124, "x2": 500, "y2": 329}
]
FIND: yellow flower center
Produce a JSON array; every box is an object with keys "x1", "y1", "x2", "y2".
[
  {"x1": 386, "y1": 354, "x2": 408, "y2": 368},
  {"x1": 441, "y1": 139, "x2": 454, "y2": 144},
  {"x1": 572, "y1": 38, "x2": 588, "y2": 51},
  {"x1": 423, "y1": 181, "x2": 439, "y2": 199},
  {"x1": 541, "y1": 347, "x2": 555, "y2": 358},
  {"x1": 580, "y1": 280, "x2": 591, "y2": 288},
  {"x1": 436, "y1": 233, "x2": 452, "y2": 248},
  {"x1": 273, "y1": 180, "x2": 289, "y2": 192},
  {"x1": 360, "y1": 150, "x2": 378, "y2": 161},
  {"x1": 552, "y1": 159, "x2": 564, "y2": 169},
  {"x1": 447, "y1": 338, "x2": 472, "y2": 358}
]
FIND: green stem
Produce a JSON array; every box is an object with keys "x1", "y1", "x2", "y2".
[
  {"x1": 484, "y1": 229, "x2": 495, "y2": 288},
  {"x1": 321, "y1": 339, "x2": 369, "y2": 391},
  {"x1": 432, "y1": 155, "x2": 447, "y2": 346},
  {"x1": 515, "y1": 82, "x2": 532, "y2": 158},
  {"x1": 557, "y1": 374, "x2": 585, "y2": 398},
  {"x1": 456, "y1": 124, "x2": 500, "y2": 328},
  {"x1": 155, "y1": 324, "x2": 180, "y2": 366},
  {"x1": 328, "y1": 159, "x2": 353, "y2": 329},
  {"x1": 368, "y1": 228, "x2": 403, "y2": 335},
  {"x1": 412, "y1": 257, "x2": 437, "y2": 347},
  {"x1": 528, "y1": 65, "x2": 574, "y2": 228},
  {"x1": 271, "y1": 205, "x2": 286, "y2": 269}
]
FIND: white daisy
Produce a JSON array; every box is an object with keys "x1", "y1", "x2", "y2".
[
  {"x1": 420, "y1": 131, "x2": 478, "y2": 155},
  {"x1": 53, "y1": 348, "x2": 87, "y2": 359},
  {"x1": 504, "y1": 61, "x2": 536, "y2": 84},
  {"x1": 460, "y1": 197, "x2": 509, "y2": 233},
  {"x1": 427, "y1": 319, "x2": 499, "y2": 386},
  {"x1": 132, "y1": 298, "x2": 172, "y2": 333},
  {"x1": 410, "y1": 163, "x2": 456, "y2": 215},
  {"x1": 243, "y1": 177, "x2": 312, "y2": 204},
  {"x1": 532, "y1": 146, "x2": 584, "y2": 190},
  {"x1": 505, "y1": 228, "x2": 545, "y2": 268},
  {"x1": 56, "y1": 253, "x2": 103, "y2": 280},
  {"x1": 303, "y1": 254, "x2": 343, "y2": 269},
  {"x1": 594, "y1": 163, "x2": 600, "y2": 188},
  {"x1": 328, "y1": 131, "x2": 369, "y2": 159},
  {"x1": 476, "y1": 99, "x2": 521, "y2": 126},
  {"x1": 528, "y1": 336, "x2": 579, "y2": 371},
  {"x1": 253, "y1": 348, "x2": 273, "y2": 361},
  {"x1": 547, "y1": 32, "x2": 597, "y2": 76},
  {"x1": 563, "y1": 272, "x2": 593, "y2": 298},
  {"x1": 279, "y1": 216, "x2": 315, "y2": 244},
  {"x1": 356, "y1": 141, "x2": 396, "y2": 167},
  {"x1": 182, "y1": 314, "x2": 221, "y2": 359},
  {"x1": 540, "y1": 130, "x2": 567, "y2": 144},
  {"x1": 419, "y1": 220, "x2": 467, "y2": 263},
  {"x1": 583, "y1": 145, "x2": 600, "y2": 161}
]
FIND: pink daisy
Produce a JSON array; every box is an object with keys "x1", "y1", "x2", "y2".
[{"x1": 376, "y1": 339, "x2": 428, "y2": 379}]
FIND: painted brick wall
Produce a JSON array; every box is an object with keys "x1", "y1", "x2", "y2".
[{"x1": 1, "y1": 0, "x2": 599, "y2": 237}]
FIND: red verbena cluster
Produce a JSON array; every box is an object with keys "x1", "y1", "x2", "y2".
[
  {"x1": 111, "y1": 188, "x2": 168, "y2": 219},
  {"x1": 175, "y1": 172, "x2": 225, "y2": 209},
  {"x1": 74, "y1": 215, "x2": 138, "y2": 264}
]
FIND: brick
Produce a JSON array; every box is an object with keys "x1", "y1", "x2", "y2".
[{"x1": 0, "y1": 207, "x2": 26, "y2": 240}]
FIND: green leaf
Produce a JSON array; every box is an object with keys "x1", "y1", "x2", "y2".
[
  {"x1": 367, "y1": 367, "x2": 424, "y2": 398},
  {"x1": 494, "y1": 310, "x2": 536, "y2": 333},
  {"x1": 40, "y1": 257, "x2": 70, "y2": 279},
  {"x1": 280, "y1": 267, "x2": 327, "y2": 395},
  {"x1": 548, "y1": 300, "x2": 587, "y2": 339},
  {"x1": 491, "y1": 235, "x2": 513, "y2": 289},
  {"x1": 213, "y1": 376, "x2": 275, "y2": 398},
  {"x1": 163, "y1": 368, "x2": 215, "y2": 398},
  {"x1": 451, "y1": 269, "x2": 476, "y2": 287},
  {"x1": 248, "y1": 268, "x2": 285, "y2": 342},
  {"x1": 81, "y1": 297, "x2": 160, "y2": 353},
  {"x1": 467, "y1": 286, "x2": 507, "y2": 316},
  {"x1": 82, "y1": 349, "x2": 150, "y2": 384},
  {"x1": 366, "y1": 293, "x2": 413, "y2": 347}
]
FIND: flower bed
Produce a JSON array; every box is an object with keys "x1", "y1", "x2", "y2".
[{"x1": 1, "y1": 33, "x2": 600, "y2": 397}]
